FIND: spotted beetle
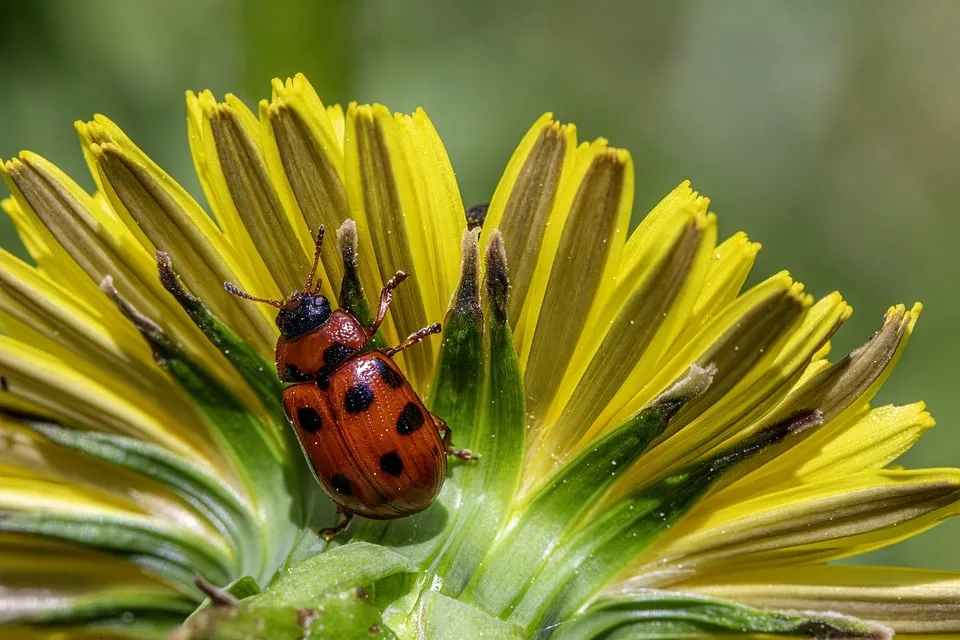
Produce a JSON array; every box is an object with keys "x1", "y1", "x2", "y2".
[{"x1": 226, "y1": 227, "x2": 476, "y2": 539}]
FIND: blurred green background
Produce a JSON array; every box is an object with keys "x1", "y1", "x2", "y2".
[{"x1": 1, "y1": 1, "x2": 957, "y2": 569}]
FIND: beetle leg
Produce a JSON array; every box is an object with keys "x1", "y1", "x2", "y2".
[
  {"x1": 384, "y1": 323, "x2": 442, "y2": 357},
  {"x1": 434, "y1": 414, "x2": 479, "y2": 461},
  {"x1": 368, "y1": 271, "x2": 409, "y2": 335},
  {"x1": 318, "y1": 510, "x2": 353, "y2": 541}
]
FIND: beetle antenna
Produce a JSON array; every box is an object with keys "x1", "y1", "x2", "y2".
[
  {"x1": 303, "y1": 225, "x2": 325, "y2": 296},
  {"x1": 224, "y1": 282, "x2": 284, "y2": 308}
]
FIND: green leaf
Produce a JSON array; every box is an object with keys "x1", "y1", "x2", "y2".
[
  {"x1": 417, "y1": 591, "x2": 524, "y2": 640},
  {"x1": 551, "y1": 590, "x2": 892, "y2": 640},
  {"x1": 433, "y1": 231, "x2": 525, "y2": 595},
  {"x1": 251, "y1": 542, "x2": 416, "y2": 609},
  {"x1": 462, "y1": 363, "x2": 714, "y2": 616},
  {"x1": 27, "y1": 421, "x2": 258, "y2": 572},
  {"x1": 512, "y1": 411, "x2": 824, "y2": 632},
  {"x1": 170, "y1": 591, "x2": 395, "y2": 640},
  {"x1": 428, "y1": 229, "x2": 485, "y2": 443},
  {"x1": 0, "y1": 512, "x2": 233, "y2": 595}
]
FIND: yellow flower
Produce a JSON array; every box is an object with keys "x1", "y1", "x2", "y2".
[{"x1": 0, "y1": 73, "x2": 956, "y2": 639}]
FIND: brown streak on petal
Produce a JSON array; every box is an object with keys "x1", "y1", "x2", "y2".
[
  {"x1": 208, "y1": 106, "x2": 308, "y2": 294},
  {"x1": 672, "y1": 287, "x2": 808, "y2": 430},
  {"x1": 268, "y1": 103, "x2": 349, "y2": 289},
  {"x1": 353, "y1": 110, "x2": 433, "y2": 384},
  {"x1": 524, "y1": 151, "x2": 626, "y2": 420},
  {"x1": 552, "y1": 220, "x2": 704, "y2": 449},
  {"x1": 784, "y1": 306, "x2": 910, "y2": 423},
  {"x1": 497, "y1": 125, "x2": 567, "y2": 326}
]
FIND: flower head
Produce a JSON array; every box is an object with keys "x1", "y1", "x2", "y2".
[{"x1": 0, "y1": 74, "x2": 957, "y2": 639}]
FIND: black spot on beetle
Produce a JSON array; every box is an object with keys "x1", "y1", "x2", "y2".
[
  {"x1": 379, "y1": 451, "x2": 404, "y2": 476},
  {"x1": 323, "y1": 342, "x2": 354, "y2": 370},
  {"x1": 296, "y1": 407, "x2": 322, "y2": 433},
  {"x1": 330, "y1": 473, "x2": 353, "y2": 496},
  {"x1": 316, "y1": 373, "x2": 331, "y2": 390},
  {"x1": 374, "y1": 358, "x2": 402, "y2": 388},
  {"x1": 344, "y1": 382, "x2": 374, "y2": 413},
  {"x1": 396, "y1": 402, "x2": 425, "y2": 435},
  {"x1": 282, "y1": 363, "x2": 313, "y2": 382}
]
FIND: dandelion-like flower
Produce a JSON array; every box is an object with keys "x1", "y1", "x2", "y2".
[{"x1": 0, "y1": 74, "x2": 957, "y2": 639}]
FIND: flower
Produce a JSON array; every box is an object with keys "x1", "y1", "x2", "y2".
[{"x1": 0, "y1": 73, "x2": 957, "y2": 639}]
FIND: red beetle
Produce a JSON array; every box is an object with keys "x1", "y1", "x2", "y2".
[{"x1": 226, "y1": 227, "x2": 476, "y2": 538}]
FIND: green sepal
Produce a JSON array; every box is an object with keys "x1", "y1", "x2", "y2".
[
  {"x1": 434, "y1": 230, "x2": 525, "y2": 596},
  {"x1": 170, "y1": 591, "x2": 395, "y2": 640},
  {"x1": 336, "y1": 219, "x2": 385, "y2": 350},
  {"x1": 418, "y1": 591, "x2": 524, "y2": 640},
  {"x1": 27, "y1": 421, "x2": 257, "y2": 567},
  {"x1": 250, "y1": 542, "x2": 416, "y2": 609},
  {"x1": 463, "y1": 364, "x2": 713, "y2": 615},
  {"x1": 391, "y1": 230, "x2": 486, "y2": 579},
  {"x1": 551, "y1": 590, "x2": 892, "y2": 640},
  {"x1": 514, "y1": 411, "x2": 824, "y2": 632},
  {"x1": 428, "y1": 228, "x2": 484, "y2": 440},
  {"x1": 0, "y1": 512, "x2": 233, "y2": 595}
]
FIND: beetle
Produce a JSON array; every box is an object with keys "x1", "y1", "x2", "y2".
[{"x1": 225, "y1": 226, "x2": 476, "y2": 538}]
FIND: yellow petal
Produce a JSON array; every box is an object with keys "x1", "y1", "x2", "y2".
[
  {"x1": 343, "y1": 104, "x2": 449, "y2": 389},
  {"x1": 0, "y1": 421, "x2": 220, "y2": 539},
  {"x1": 530, "y1": 200, "x2": 713, "y2": 477},
  {"x1": 479, "y1": 114, "x2": 576, "y2": 330},
  {"x1": 1, "y1": 154, "x2": 148, "y2": 305},
  {"x1": 0, "y1": 195, "x2": 89, "y2": 288},
  {"x1": 260, "y1": 75, "x2": 350, "y2": 301},
  {"x1": 522, "y1": 143, "x2": 634, "y2": 424},
  {"x1": 77, "y1": 116, "x2": 276, "y2": 352},
  {"x1": 189, "y1": 91, "x2": 312, "y2": 295},
  {"x1": 1, "y1": 153, "x2": 261, "y2": 413},
  {"x1": 684, "y1": 565, "x2": 960, "y2": 634},
  {"x1": 327, "y1": 104, "x2": 346, "y2": 149},
  {"x1": 186, "y1": 91, "x2": 280, "y2": 298},
  {"x1": 718, "y1": 402, "x2": 934, "y2": 508},
  {"x1": 635, "y1": 292, "x2": 849, "y2": 488},
  {"x1": 0, "y1": 251, "x2": 209, "y2": 447},
  {"x1": 708, "y1": 303, "x2": 924, "y2": 501},
  {"x1": 396, "y1": 108, "x2": 467, "y2": 314},
  {"x1": 643, "y1": 469, "x2": 960, "y2": 584},
  {"x1": 774, "y1": 303, "x2": 921, "y2": 425},
  {"x1": 0, "y1": 336, "x2": 211, "y2": 465},
  {"x1": 678, "y1": 231, "x2": 761, "y2": 342},
  {"x1": 585, "y1": 272, "x2": 807, "y2": 474}
]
